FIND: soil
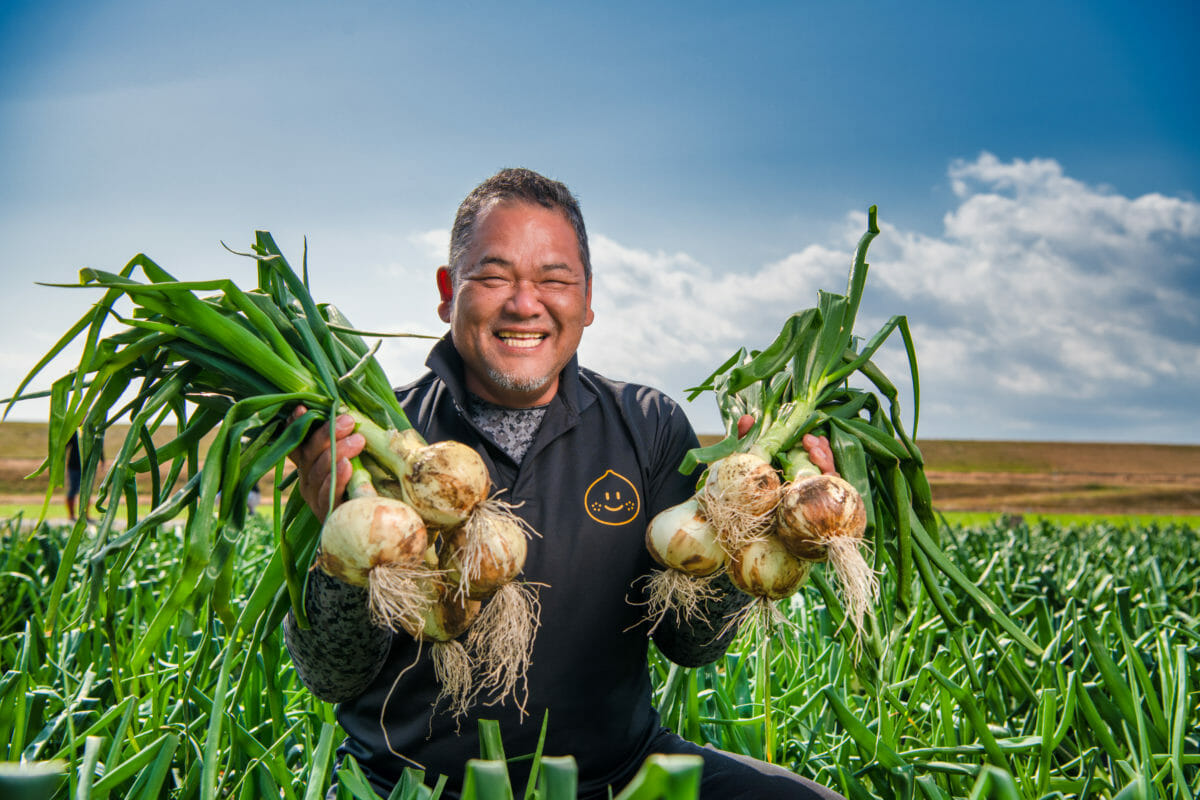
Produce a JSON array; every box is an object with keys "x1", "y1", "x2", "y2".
[
  {"x1": 917, "y1": 440, "x2": 1200, "y2": 514},
  {"x1": 702, "y1": 437, "x2": 1200, "y2": 515},
  {"x1": 923, "y1": 469, "x2": 1200, "y2": 515}
]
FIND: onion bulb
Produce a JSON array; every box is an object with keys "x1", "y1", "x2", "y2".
[
  {"x1": 727, "y1": 535, "x2": 811, "y2": 601},
  {"x1": 699, "y1": 452, "x2": 782, "y2": 553},
  {"x1": 641, "y1": 498, "x2": 727, "y2": 631},
  {"x1": 775, "y1": 474, "x2": 878, "y2": 642},
  {"x1": 439, "y1": 514, "x2": 529, "y2": 600},
  {"x1": 398, "y1": 437, "x2": 492, "y2": 528},
  {"x1": 646, "y1": 498, "x2": 725, "y2": 576},
  {"x1": 316, "y1": 496, "x2": 430, "y2": 635},
  {"x1": 400, "y1": 584, "x2": 481, "y2": 643},
  {"x1": 718, "y1": 534, "x2": 813, "y2": 636}
]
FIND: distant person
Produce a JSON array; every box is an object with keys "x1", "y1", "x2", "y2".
[
  {"x1": 65, "y1": 431, "x2": 104, "y2": 522},
  {"x1": 247, "y1": 482, "x2": 263, "y2": 515},
  {"x1": 65, "y1": 432, "x2": 83, "y2": 521}
]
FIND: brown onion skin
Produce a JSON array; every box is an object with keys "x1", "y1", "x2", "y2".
[
  {"x1": 439, "y1": 519, "x2": 526, "y2": 599},
  {"x1": 703, "y1": 453, "x2": 781, "y2": 516},
  {"x1": 775, "y1": 475, "x2": 866, "y2": 561},
  {"x1": 400, "y1": 583, "x2": 481, "y2": 642},
  {"x1": 402, "y1": 440, "x2": 491, "y2": 527},
  {"x1": 728, "y1": 536, "x2": 810, "y2": 600}
]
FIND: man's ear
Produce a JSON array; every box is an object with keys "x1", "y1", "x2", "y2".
[
  {"x1": 436, "y1": 266, "x2": 454, "y2": 323},
  {"x1": 583, "y1": 278, "x2": 595, "y2": 327}
]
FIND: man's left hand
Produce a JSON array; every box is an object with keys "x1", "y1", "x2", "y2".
[
  {"x1": 800, "y1": 433, "x2": 837, "y2": 477},
  {"x1": 736, "y1": 414, "x2": 838, "y2": 477}
]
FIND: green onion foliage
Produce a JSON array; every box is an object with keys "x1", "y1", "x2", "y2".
[
  {"x1": 651, "y1": 517, "x2": 1200, "y2": 798},
  {"x1": 4, "y1": 233, "x2": 438, "y2": 658},
  {"x1": 3, "y1": 515, "x2": 1195, "y2": 797}
]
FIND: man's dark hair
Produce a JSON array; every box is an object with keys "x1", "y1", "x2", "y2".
[{"x1": 448, "y1": 168, "x2": 591, "y2": 283}]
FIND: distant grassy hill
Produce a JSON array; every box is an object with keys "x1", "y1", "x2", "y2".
[
  {"x1": 5, "y1": 422, "x2": 1199, "y2": 515},
  {"x1": 691, "y1": 434, "x2": 1200, "y2": 515},
  {"x1": 695, "y1": 434, "x2": 1200, "y2": 477}
]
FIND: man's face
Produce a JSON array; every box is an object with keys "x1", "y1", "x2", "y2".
[{"x1": 438, "y1": 200, "x2": 594, "y2": 408}]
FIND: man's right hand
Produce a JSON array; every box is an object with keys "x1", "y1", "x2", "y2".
[{"x1": 289, "y1": 406, "x2": 367, "y2": 522}]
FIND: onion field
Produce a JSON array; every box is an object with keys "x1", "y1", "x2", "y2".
[{"x1": 1, "y1": 513, "x2": 1196, "y2": 799}]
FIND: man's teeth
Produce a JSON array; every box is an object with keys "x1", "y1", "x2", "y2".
[{"x1": 498, "y1": 333, "x2": 545, "y2": 349}]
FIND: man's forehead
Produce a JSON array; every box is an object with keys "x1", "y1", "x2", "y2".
[
  {"x1": 478, "y1": 197, "x2": 573, "y2": 231},
  {"x1": 469, "y1": 201, "x2": 580, "y2": 257}
]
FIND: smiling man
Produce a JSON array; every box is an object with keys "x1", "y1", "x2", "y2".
[
  {"x1": 436, "y1": 188, "x2": 594, "y2": 408},
  {"x1": 284, "y1": 168, "x2": 843, "y2": 800}
]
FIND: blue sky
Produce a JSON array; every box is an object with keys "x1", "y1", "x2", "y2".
[{"x1": 1, "y1": 1, "x2": 1197, "y2": 443}]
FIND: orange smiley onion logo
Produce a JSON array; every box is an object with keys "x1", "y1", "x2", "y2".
[{"x1": 584, "y1": 469, "x2": 641, "y2": 526}]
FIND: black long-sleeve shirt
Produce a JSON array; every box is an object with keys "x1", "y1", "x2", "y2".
[{"x1": 285, "y1": 338, "x2": 749, "y2": 797}]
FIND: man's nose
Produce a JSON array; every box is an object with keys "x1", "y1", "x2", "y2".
[{"x1": 506, "y1": 281, "x2": 542, "y2": 316}]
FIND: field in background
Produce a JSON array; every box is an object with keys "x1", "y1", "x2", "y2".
[
  {"x1": 696, "y1": 434, "x2": 1200, "y2": 516},
  {"x1": 3, "y1": 422, "x2": 1199, "y2": 518}
]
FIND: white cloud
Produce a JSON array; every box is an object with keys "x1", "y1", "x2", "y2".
[
  {"x1": 889, "y1": 155, "x2": 1199, "y2": 404},
  {"x1": 409, "y1": 228, "x2": 449, "y2": 263},
  {"x1": 3, "y1": 154, "x2": 1196, "y2": 444},
  {"x1": 583, "y1": 153, "x2": 1200, "y2": 442}
]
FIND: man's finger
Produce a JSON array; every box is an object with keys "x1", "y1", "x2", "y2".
[
  {"x1": 289, "y1": 414, "x2": 356, "y2": 467},
  {"x1": 301, "y1": 430, "x2": 364, "y2": 522},
  {"x1": 802, "y1": 433, "x2": 838, "y2": 477}
]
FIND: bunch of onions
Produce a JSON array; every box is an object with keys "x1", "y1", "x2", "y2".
[
  {"x1": 640, "y1": 446, "x2": 786, "y2": 631},
  {"x1": 344, "y1": 448, "x2": 541, "y2": 716},
  {"x1": 640, "y1": 445, "x2": 814, "y2": 636},
  {"x1": 665, "y1": 411, "x2": 877, "y2": 647},
  {"x1": 312, "y1": 374, "x2": 542, "y2": 716},
  {"x1": 359, "y1": 444, "x2": 541, "y2": 715},
  {"x1": 9, "y1": 230, "x2": 542, "y2": 714},
  {"x1": 644, "y1": 208, "x2": 901, "y2": 762},
  {"x1": 644, "y1": 208, "x2": 896, "y2": 647}
]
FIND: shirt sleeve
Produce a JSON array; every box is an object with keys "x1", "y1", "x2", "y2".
[{"x1": 283, "y1": 568, "x2": 392, "y2": 703}]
